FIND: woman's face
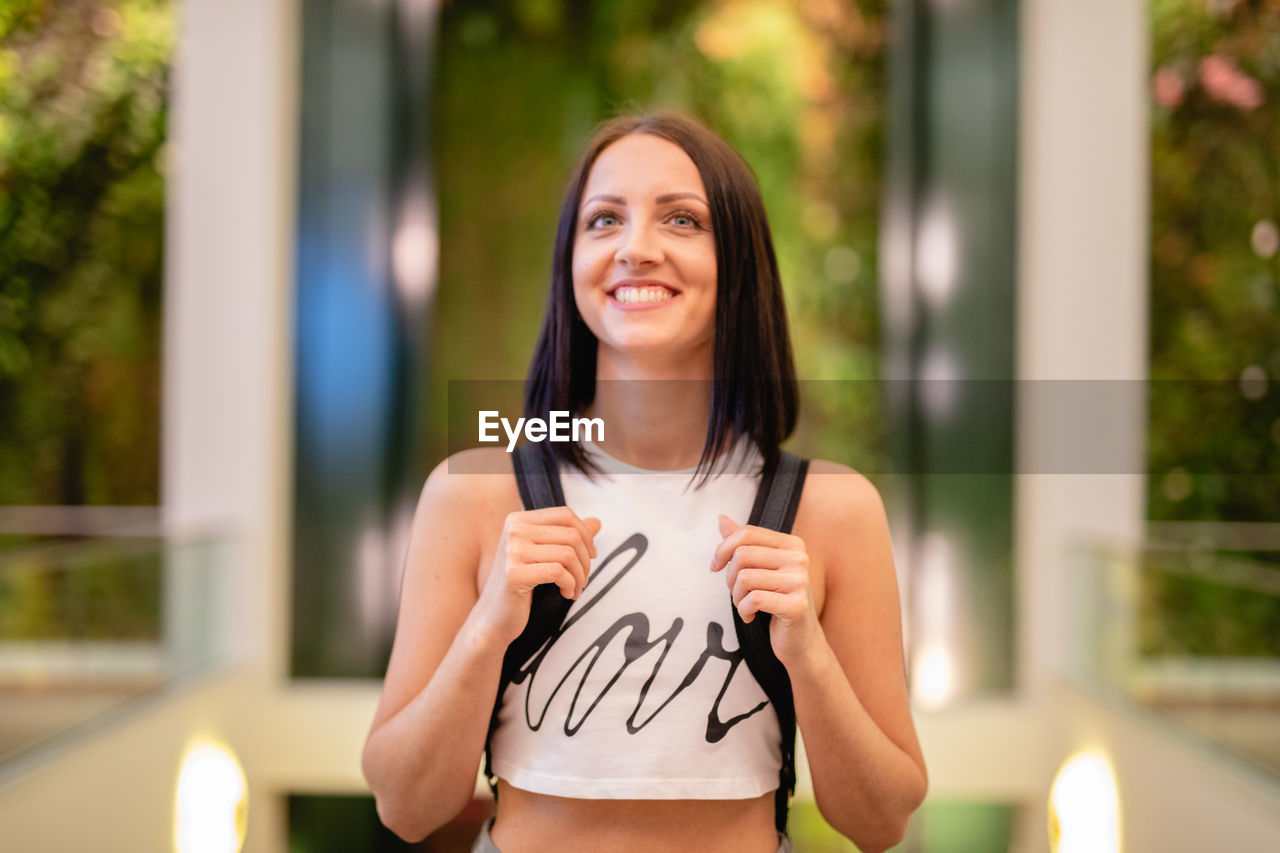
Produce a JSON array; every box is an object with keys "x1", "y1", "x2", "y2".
[{"x1": 572, "y1": 133, "x2": 717, "y2": 369}]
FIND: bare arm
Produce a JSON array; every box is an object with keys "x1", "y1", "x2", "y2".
[
  {"x1": 363, "y1": 609, "x2": 507, "y2": 840},
  {"x1": 361, "y1": 451, "x2": 599, "y2": 843},
  {"x1": 792, "y1": 464, "x2": 927, "y2": 851},
  {"x1": 712, "y1": 460, "x2": 926, "y2": 852}
]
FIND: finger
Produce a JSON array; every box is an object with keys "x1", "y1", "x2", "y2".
[
  {"x1": 510, "y1": 540, "x2": 584, "y2": 594},
  {"x1": 561, "y1": 508, "x2": 600, "y2": 559},
  {"x1": 722, "y1": 550, "x2": 750, "y2": 594},
  {"x1": 717, "y1": 514, "x2": 740, "y2": 538},
  {"x1": 524, "y1": 540, "x2": 586, "y2": 594},
  {"x1": 737, "y1": 589, "x2": 791, "y2": 623},
  {"x1": 584, "y1": 517, "x2": 602, "y2": 558},
  {"x1": 722, "y1": 546, "x2": 805, "y2": 591},
  {"x1": 734, "y1": 545, "x2": 800, "y2": 569},
  {"x1": 520, "y1": 562, "x2": 577, "y2": 600},
  {"x1": 525, "y1": 543, "x2": 588, "y2": 596},
  {"x1": 710, "y1": 525, "x2": 749, "y2": 573},
  {"x1": 731, "y1": 567, "x2": 795, "y2": 606},
  {"x1": 710, "y1": 526, "x2": 797, "y2": 573},
  {"x1": 523, "y1": 507, "x2": 599, "y2": 558},
  {"x1": 527, "y1": 525, "x2": 594, "y2": 590}
]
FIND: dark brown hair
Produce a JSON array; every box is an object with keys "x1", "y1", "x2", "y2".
[{"x1": 523, "y1": 111, "x2": 798, "y2": 486}]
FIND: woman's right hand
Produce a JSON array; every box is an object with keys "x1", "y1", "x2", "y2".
[{"x1": 474, "y1": 507, "x2": 602, "y2": 645}]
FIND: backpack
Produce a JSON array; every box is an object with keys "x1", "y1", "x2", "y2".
[{"x1": 483, "y1": 442, "x2": 811, "y2": 834}]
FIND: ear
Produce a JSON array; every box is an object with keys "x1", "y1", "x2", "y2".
[{"x1": 718, "y1": 514, "x2": 740, "y2": 538}]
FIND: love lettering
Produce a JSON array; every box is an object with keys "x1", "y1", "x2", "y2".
[{"x1": 508, "y1": 532, "x2": 769, "y2": 743}]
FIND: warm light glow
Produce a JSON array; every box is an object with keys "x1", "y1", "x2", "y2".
[
  {"x1": 913, "y1": 644, "x2": 954, "y2": 708},
  {"x1": 916, "y1": 196, "x2": 958, "y2": 308},
  {"x1": 357, "y1": 520, "x2": 391, "y2": 645},
  {"x1": 1251, "y1": 219, "x2": 1278, "y2": 259},
  {"x1": 912, "y1": 533, "x2": 959, "y2": 708},
  {"x1": 174, "y1": 740, "x2": 248, "y2": 853},
  {"x1": 1049, "y1": 751, "x2": 1121, "y2": 853},
  {"x1": 392, "y1": 183, "x2": 438, "y2": 308}
]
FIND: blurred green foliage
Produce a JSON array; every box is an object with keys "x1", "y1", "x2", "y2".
[
  {"x1": 1140, "y1": 565, "x2": 1280, "y2": 657},
  {"x1": 0, "y1": 0, "x2": 171, "y2": 641},
  {"x1": 1147, "y1": 0, "x2": 1280, "y2": 524},
  {"x1": 429, "y1": 0, "x2": 889, "y2": 475},
  {"x1": 787, "y1": 795, "x2": 1015, "y2": 852},
  {"x1": 0, "y1": 542, "x2": 162, "y2": 640},
  {"x1": 1144, "y1": 0, "x2": 1280, "y2": 658},
  {"x1": 0, "y1": 0, "x2": 173, "y2": 506}
]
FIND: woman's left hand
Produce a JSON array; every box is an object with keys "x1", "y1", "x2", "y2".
[{"x1": 710, "y1": 514, "x2": 825, "y2": 670}]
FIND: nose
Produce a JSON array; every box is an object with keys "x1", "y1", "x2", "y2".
[{"x1": 615, "y1": 222, "x2": 663, "y2": 268}]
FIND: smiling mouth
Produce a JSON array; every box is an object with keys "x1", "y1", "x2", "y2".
[{"x1": 611, "y1": 285, "x2": 676, "y2": 305}]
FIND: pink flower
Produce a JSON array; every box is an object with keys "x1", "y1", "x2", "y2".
[
  {"x1": 1199, "y1": 54, "x2": 1265, "y2": 111},
  {"x1": 1152, "y1": 67, "x2": 1185, "y2": 108}
]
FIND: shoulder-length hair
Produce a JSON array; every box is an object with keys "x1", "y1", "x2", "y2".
[{"x1": 523, "y1": 111, "x2": 798, "y2": 487}]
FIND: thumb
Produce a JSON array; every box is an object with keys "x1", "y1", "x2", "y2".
[
  {"x1": 717, "y1": 514, "x2": 739, "y2": 538},
  {"x1": 585, "y1": 517, "x2": 603, "y2": 559}
]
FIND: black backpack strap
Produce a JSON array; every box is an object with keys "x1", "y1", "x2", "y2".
[
  {"x1": 512, "y1": 440, "x2": 564, "y2": 509},
  {"x1": 736, "y1": 449, "x2": 809, "y2": 834},
  {"x1": 483, "y1": 443, "x2": 571, "y2": 801}
]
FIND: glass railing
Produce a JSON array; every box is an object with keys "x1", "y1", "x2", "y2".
[
  {"x1": 0, "y1": 529, "x2": 228, "y2": 774},
  {"x1": 1070, "y1": 524, "x2": 1280, "y2": 783}
]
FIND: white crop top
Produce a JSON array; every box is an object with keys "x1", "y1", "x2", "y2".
[{"x1": 488, "y1": 436, "x2": 783, "y2": 800}]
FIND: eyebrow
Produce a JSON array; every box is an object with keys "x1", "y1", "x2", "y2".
[{"x1": 583, "y1": 192, "x2": 709, "y2": 207}]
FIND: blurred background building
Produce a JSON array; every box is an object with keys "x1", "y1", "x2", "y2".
[{"x1": 1, "y1": 0, "x2": 1277, "y2": 850}]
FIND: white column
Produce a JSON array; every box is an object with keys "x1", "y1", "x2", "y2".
[
  {"x1": 1016, "y1": 1, "x2": 1150, "y2": 850},
  {"x1": 162, "y1": 0, "x2": 298, "y2": 698},
  {"x1": 164, "y1": 3, "x2": 299, "y2": 850},
  {"x1": 1017, "y1": 0, "x2": 1149, "y2": 697}
]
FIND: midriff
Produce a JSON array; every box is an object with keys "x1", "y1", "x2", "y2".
[{"x1": 488, "y1": 779, "x2": 781, "y2": 853}]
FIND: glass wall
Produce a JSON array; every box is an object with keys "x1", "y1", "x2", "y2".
[{"x1": 1132, "y1": 0, "x2": 1280, "y2": 792}]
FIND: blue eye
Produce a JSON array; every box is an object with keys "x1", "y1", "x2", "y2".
[
  {"x1": 668, "y1": 209, "x2": 705, "y2": 229},
  {"x1": 585, "y1": 208, "x2": 705, "y2": 230},
  {"x1": 587, "y1": 211, "x2": 620, "y2": 228}
]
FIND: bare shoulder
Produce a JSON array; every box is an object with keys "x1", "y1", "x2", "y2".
[
  {"x1": 366, "y1": 447, "x2": 519, "y2": 735},
  {"x1": 795, "y1": 457, "x2": 888, "y2": 534},
  {"x1": 791, "y1": 457, "x2": 894, "y2": 612},
  {"x1": 401, "y1": 446, "x2": 524, "y2": 604},
  {"x1": 420, "y1": 446, "x2": 521, "y2": 516}
]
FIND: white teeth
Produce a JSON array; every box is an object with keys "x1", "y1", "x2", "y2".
[{"x1": 614, "y1": 286, "x2": 674, "y2": 304}]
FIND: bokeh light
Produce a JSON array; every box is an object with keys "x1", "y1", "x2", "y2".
[
  {"x1": 1048, "y1": 750, "x2": 1121, "y2": 853},
  {"x1": 173, "y1": 739, "x2": 248, "y2": 853}
]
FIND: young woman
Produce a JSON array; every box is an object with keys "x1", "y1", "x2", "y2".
[{"x1": 362, "y1": 112, "x2": 927, "y2": 853}]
